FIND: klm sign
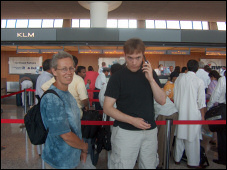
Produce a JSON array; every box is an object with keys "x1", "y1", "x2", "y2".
[
  {"x1": 1, "y1": 29, "x2": 56, "y2": 41},
  {"x1": 17, "y1": 32, "x2": 35, "y2": 38}
]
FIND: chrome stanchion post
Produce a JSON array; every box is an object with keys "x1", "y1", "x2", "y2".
[
  {"x1": 28, "y1": 90, "x2": 33, "y2": 106},
  {"x1": 164, "y1": 119, "x2": 173, "y2": 169},
  {"x1": 24, "y1": 89, "x2": 27, "y2": 114}
]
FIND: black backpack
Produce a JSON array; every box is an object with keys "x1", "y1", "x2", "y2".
[{"x1": 24, "y1": 89, "x2": 60, "y2": 145}]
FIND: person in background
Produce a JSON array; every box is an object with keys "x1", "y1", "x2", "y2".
[
  {"x1": 163, "y1": 71, "x2": 179, "y2": 101},
  {"x1": 98, "y1": 63, "x2": 123, "y2": 168},
  {"x1": 204, "y1": 65, "x2": 212, "y2": 73},
  {"x1": 84, "y1": 66, "x2": 99, "y2": 106},
  {"x1": 103, "y1": 38, "x2": 166, "y2": 169},
  {"x1": 206, "y1": 70, "x2": 221, "y2": 101},
  {"x1": 154, "y1": 64, "x2": 164, "y2": 76},
  {"x1": 196, "y1": 61, "x2": 211, "y2": 92},
  {"x1": 220, "y1": 66, "x2": 226, "y2": 77},
  {"x1": 169, "y1": 65, "x2": 174, "y2": 73},
  {"x1": 35, "y1": 59, "x2": 53, "y2": 103},
  {"x1": 76, "y1": 66, "x2": 87, "y2": 79},
  {"x1": 20, "y1": 76, "x2": 33, "y2": 106},
  {"x1": 207, "y1": 71, "x2": 226, "y2": 165},
  {"x1": 206, "y1": 70, "x2": 221, "y2": 147},
  {"x1": 35, "y1": 59, "x2": 53, "y2": 156},
  {"x1": 98, "y1": 61, "x2": 107, "y2": 74},
  {"x1": 154, "y1": 96, "x2": 178, "y2": 169},
  {"x1": 174, "y1": 59, "x2": 206, "y2": 169},
  {"x1": 40, "y1": 51, "x2": 88, "y2": 169},
  {"x1": 94, "y1": 67, "x2": 110, "y2": 110},
  {"x1": 42, "y1": 55, "x2": 89, "y2": 118}
]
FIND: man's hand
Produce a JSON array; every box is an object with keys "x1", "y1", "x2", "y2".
[
  {"x1": 87, "y1": 79, "x2": 91, "y2": 84},
  {"x1": 142, "y1": 61, "x2": 154, "y2": 83},
  {"x1": 131, "y1": 117, "x2": 151, "y2": 130}
]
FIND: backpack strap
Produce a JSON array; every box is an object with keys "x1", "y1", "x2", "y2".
[{"x1": 41, "y1": 89, "x2": 60, "y2": 101}]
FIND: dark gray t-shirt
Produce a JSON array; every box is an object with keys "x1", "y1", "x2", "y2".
[{"x1": 104, "y1": 67, "x2": 162, "y2": 130}]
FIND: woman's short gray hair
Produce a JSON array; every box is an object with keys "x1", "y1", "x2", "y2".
[{"x1": 51, "y1": 51, "x2": 74, "y2": 70}]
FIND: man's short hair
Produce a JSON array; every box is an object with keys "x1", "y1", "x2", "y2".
[
  {"x1": 187, "y1": 60, "x2": 199, "y2": 72},
  {"x1": 123, "y1": 38, "x2": 145, "y2": 55},
  {"x1": 170, "y1": 72, "x2": 179, "y2": 81},
  {"x1": 42, "y1": 59, "x2": 52, "y2": 71},
  {"x1": 72, "y1": 55, "x2": 78, "y2": 67},
  {"x1": 111, "y1": 63, "x2": 122, "y2": 74},
  {"x1": 181, "y1": 67, "x2": 187, "y2": 73},
  {"x1": 76, "y1": 66, "x2": 86, "y2": 74},
  {"x1": 88, "y1": 66, "x2": 94, "y2": 71}
]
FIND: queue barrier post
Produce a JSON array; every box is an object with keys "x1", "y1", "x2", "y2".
[
  {"x1": 24, "y1": 89, "x2": 27, "y2": 115},
  {"x1": 164, "y1": 119, "x2": 173, "y2": 169},
  {"x1": 28, "y1": 90, "x2": 33, "y2": 106}
]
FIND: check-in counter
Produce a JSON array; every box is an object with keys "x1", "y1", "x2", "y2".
[{"x1": 158, "y1": 75, "x2": 170, "y2": 88}]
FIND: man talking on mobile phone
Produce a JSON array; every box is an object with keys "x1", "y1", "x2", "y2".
[{"x1": 103, "y1": 38, "x2": 166, "y2": 169}]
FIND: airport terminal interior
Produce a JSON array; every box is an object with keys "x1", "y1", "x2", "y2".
[{"x1": 1, "y1": 1, "x2": 226, "y2": 169}]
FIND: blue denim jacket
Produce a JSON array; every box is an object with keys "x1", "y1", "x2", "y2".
[{"x1": 40, "y1": 85, "x2": 82, "y2": 169}]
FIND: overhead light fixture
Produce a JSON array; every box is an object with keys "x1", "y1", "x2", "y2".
[
  {"x1": 40, "y1": 49, "x2": 64, "y2": 54},
  {"x1": 78, "y1": 49, "x2": 102, "y2": 54},
  {"x1": 16, "y1": 49, "x2": 40, "y2": 54},
  {"x1": 103, "y1": 50, "x2": 124, "y2": 54},
  {"x1": 167, "y1": 50, "x2": 190, "y2": 55},
  {"x1": 145, "y1": 50, "x2": 166, "y2": 54},
  {"x1": 206, "y1": 51, "x2": 226, "y2": 55}
]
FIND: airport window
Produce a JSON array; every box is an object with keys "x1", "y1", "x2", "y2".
[
  {"x1": 28, "y1": 19, "x2": 42, "y2": 28},
  {"x1": 1, "y1": 20, "x2": 6, "y2": 28},
  {"x1": 146, "y1": 20, "x2": 155, "y2": 29},
  {"x1": 107, "y1": 19, "x2": 118, "y2": 28},
  {"x1": 42, "y1": 19, "x2": 54, "y2": 28},
  {"x1": 6, "y1": 19, "x2": 16, "y2": 28},
  {"x1": 202, "y1": 21, "x2": 209, "y2": 30},
  {"x1": 217, "y1": 22, "x2": 226, "y2": 30},
  {"x1": 80, "y1": 19, "x2": 90, "y2": 28},
  {"x1": 72, "y1": 19, "x2": 79, "y2": 28},
  {"x1": 192, "y1": 21, "x2": 202, "y2": 30},
  {"x1": 16, "y1": 19, "x2": 28, "y2": 28},
  {"x1": 129, "y1": 20, "x2": 137, "y2": 28},
  {"x1": 180, "y1": 21, "x2": 192, "y2": 29},
  {"x1": 118, "y1": 19, "x2": 128, "y2": 28},
  {"x1": 166, "y1": 20, "x2": 180, "y2": 29},
  {"x1": 54, "y1": 19, "x2": 63, "y2": 28},
  {"x1": 155, "y1": 20, "x2": 166, "y2": 29}
]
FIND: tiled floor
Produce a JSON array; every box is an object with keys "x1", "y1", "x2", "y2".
[{"x1": 1, "y1": 96, "x2": 226, "y2": 169}]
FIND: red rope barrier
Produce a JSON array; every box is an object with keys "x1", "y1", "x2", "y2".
[
  {"x1": 1, "y1": 119, "x2": 226, "y2": 125},
  {"x1": 1, "y1": 90, "x2": 24, "y2": 99},
  {"x1": 26, "y1": 88, "x2": 36, "y2": 92},
  {"x1": 87, "y1": 89, "x2": 100, "y2": 92},
  {"x1": 89, "y1": 99, "x2": 100, "y2": 102}
]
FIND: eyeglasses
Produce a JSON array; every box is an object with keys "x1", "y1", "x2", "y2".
[{"x1": 56, "y1": 67, "x2": 75, "y2": 73}]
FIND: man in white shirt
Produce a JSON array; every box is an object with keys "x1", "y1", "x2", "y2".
[
  {"x1": 35, "y1": 59, "x2": 53, "y2": 103},
  {"x1": 154, "y1": 64, "x2": 164, "y2": 76},
  {"x1": 94, "y1": 67, "x2": 110, "y2": 110},
  {"x1": 98, "y1": 61, "x2": 107, "y2": 74},
  {"x1": 196, "y1": 61, "x2": 211, "y2": 90},
  {"x1": 174, "y1": 60, "x2": 206, "y2": 168}
]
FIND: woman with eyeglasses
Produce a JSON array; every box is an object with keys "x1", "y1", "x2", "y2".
[{"x1": 40, "y1": 51, "x2": 88, "y2": 169}]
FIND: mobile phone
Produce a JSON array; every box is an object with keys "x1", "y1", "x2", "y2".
[{"x1": 143, "y1": 55, "x2": 148, "y2": 64}]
